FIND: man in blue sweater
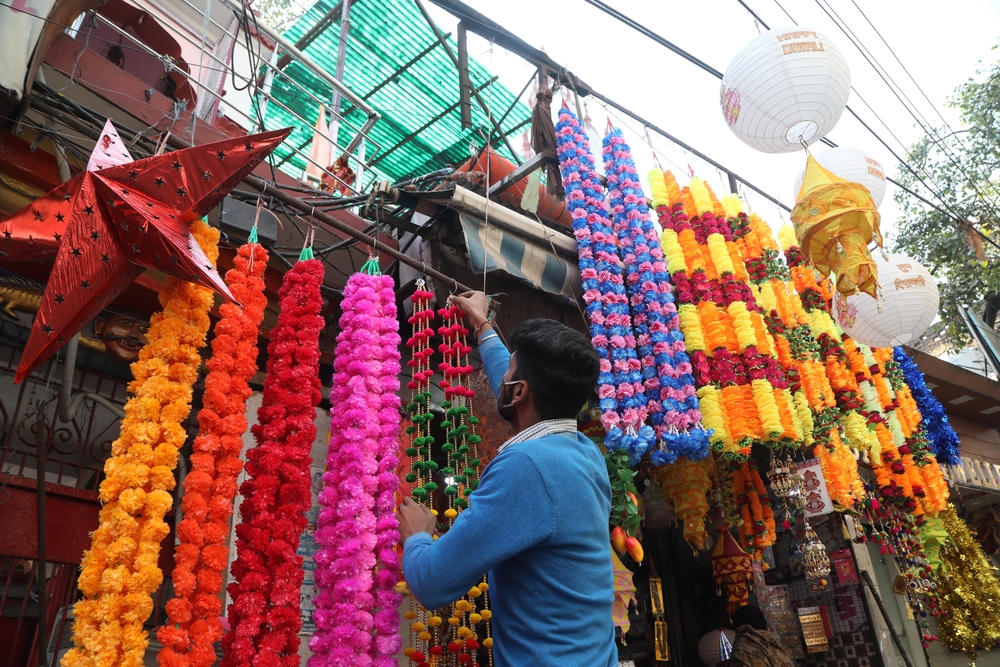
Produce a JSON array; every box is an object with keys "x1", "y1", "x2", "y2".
[{"x1": 399, "y1": 291, "x2": 617, "y2": 666}]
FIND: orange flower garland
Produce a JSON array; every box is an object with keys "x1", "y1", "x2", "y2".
[
  {"x1": 731, "y1": 459, "x2": 776, "y2": 557},
  {"x1": 778, "y1": 226, "x2": 879, "y2": 458},
  {"x1": 651, "y1": 171, "x2": 804, "y2": 459},
  {"x1": 63, "y1": 220, "x2": 218, "y2": 667},
  {"x1": 157, "y1": 240, "x2": 269, "y2": 667},
  {"x1": 871, "y1": 348, "x2": 950, "y2": 515},
  {"x1": 732, "y1": 212, "x2": 862, "y2": 509}
]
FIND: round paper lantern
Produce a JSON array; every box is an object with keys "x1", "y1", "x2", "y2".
[
  {"x1": 698, "y1": 628, "x2": 737, "y2": 667},
  {"x1": 721, "y1": 28, "x2": 850, "y2": 153},
  {"x1": 833, "y1": 253, "x2": 939, "y2": 347},
  {"x1": 794, "y1": 146, "x2": 886, "y2": 207}
]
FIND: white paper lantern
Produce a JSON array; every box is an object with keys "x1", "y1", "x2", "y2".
[
  {"x1": 793, "y1": 146, "x2": 887, "y2": 207},
  {"x1": 833, "y1": 253, "x2": 939, "y2": 348},
  {"x1": 721, "y1": 28, "x2": 850, "y2": 153}
]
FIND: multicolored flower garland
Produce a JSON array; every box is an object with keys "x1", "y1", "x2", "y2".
[
  {"x1": 404, "y1": 287, "x2": 437, "y2": 499},
  {"x1": 602, "y1": 128, "x2": 709, "y2": 464},
  {"x1": 64, "y1": 220, "x2": 219, "y2": 667},
  {"x1": 893, "y1": 347, "x2": 962, "y2": 466},
  {"x1": 222, "y1": 257, "x2": 325, "y2": 667},
  {"x1": 650, "y1": 171, "x2": 803, "y2": 458},
  {"x1": 158, "y1": 240, "x2": 269, "y2": 667},
  {"x1": 556, "y1": 106, "x2": 651, "y2": 463},
  {"x1": 309, "y1": 264, "x2": 402, "y2": 666},
  {"x1": 730, "y1": 210, "x2": 863, "y2": 510}
]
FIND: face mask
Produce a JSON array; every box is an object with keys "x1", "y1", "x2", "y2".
[{"x1": 496, "y1": 380, "x2": 522, "y2": 424}]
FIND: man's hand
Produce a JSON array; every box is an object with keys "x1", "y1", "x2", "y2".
[
  {"x1": 449, "y1": 291, "x2": 489, "y2": 330},
  {"x1": 399, "y1": 497, "x2": 436, "y2": 544}
]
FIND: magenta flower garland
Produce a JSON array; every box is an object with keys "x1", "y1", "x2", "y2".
[
  {"x1": 602, "y1": 128, "x2": 710, "y2": 463},
  {"x1": 309, "y1": 264, "x2": 402, "y2": 667}
]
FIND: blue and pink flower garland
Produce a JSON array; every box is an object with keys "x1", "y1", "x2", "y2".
[
  {"x1": 556, "y1": 106, "x2": 651, "y2": 463},
  {"x1": 893, "y1": 347, "x2": 961, "y2": 466},
  {"x1": 602, "y1": 128, "x2": 711, "y2": 464}
]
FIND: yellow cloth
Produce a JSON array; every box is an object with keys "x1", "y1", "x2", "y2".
[
  {"x1": 611, "y1": 548, "x2": 636, "y2": 634},
  {"x1": 791, "y1": 156, "x2": 883, "y2": 299}
]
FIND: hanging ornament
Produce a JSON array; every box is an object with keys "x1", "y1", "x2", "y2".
[
  {"x1": 711, "y1": 528, "x2": 753, "y2": 614},
  {"x1": 791, "y1": 156, "x2": 883, "y2": 300},
  {"x1": 310, "y1": 261, "x2": 402, "y2": 666},
  {"x1": 833, "y1": 253, "x2": 939, "y2": 347},
  {"x1": 0, "y1": 119, "x2": 134, "y2": 263},
  {"x1": 8, "y1": 127, "x2": 291, "y2": 382},
  {"x1": 62, "y1": 220, "x2": 219, "y2": 667},
  {"x1": 157, "y1": 239, "x2": 269, "y2": 667},
  {"x1": 720, "y1": 28, "x2": 850, "y2": 153},
  {"x1": 799, "y1": 520, "x2": 831, "y2": 583},
  {"x1": 223, "y1": 256, "x2": 325, "y2": 667},
  {"x1": 792, "y1": 146, "x2": 886, "y2": 208}
]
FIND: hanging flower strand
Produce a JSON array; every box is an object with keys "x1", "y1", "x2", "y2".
[
  {"x1": 64, "y1": 220, "x2": 219, "y2": 667},
  {"x1": 157, "y1": 240, "x2": 269, "y2": 667},
  {"x1": 222, "y1": 257, "x2": 325, "y2": 667},
  {"x1": 602, "y1": 128, "x2": 710, "y2": 464},
  {"x1": 310, "y1": 261, "x2": 402, "y2": 667},
  {"x1": 555, "y1": 106, "x2": 650, "y2": 463}
]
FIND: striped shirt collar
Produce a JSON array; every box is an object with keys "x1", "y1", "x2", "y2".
[{"x1": 498, "y1": 418, "x2": 579, "y2": 454}]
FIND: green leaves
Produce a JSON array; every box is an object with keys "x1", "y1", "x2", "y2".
[
  {"x1": 605, "y1": 449, "x2": 642, "y2": 535},
  {"x1": 892, "y1": 50, "x2": 1000, "y2": 351}
]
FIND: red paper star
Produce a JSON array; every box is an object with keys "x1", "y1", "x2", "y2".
[
  {"x1": 13, "y1": 127, "x2": 291, "y2": 383},
  {"x1": 1, "y1": 119, "x2": 135, "y2": 263}
]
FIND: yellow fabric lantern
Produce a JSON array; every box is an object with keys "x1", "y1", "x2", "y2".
[{"x1": 791, "y1": 155, "x2": 883, "y2": 299}]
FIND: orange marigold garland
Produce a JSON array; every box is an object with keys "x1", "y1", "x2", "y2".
[
  {"x1": 650, "y1": 171, "x2": 803, "y2": 459},
  {"x1": 63, "y1": 220, "x2": 219, "y2": 667},
  {"x1": 157, "y1": 240, "x2": 269, "y2": 667},
  {"x1": 871, "y1": 348, "x2": 950, "y2": 515},
  {"x1": 778, "y1": 226, "x2": 879, "y2": 460},
  {"x1": 733, "y1": 212, "x2": 862, "y2": 509},
  {"x1": 731, "y1": 459, "x2": 776, "y2": 557}
]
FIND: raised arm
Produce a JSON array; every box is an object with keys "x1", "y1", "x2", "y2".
[
  {"x1": 401, "y1": 450, "x2": 554, "y2": 610},
  {"x1": 449, "y1": 291, "x2": 509, "y2": 396}
]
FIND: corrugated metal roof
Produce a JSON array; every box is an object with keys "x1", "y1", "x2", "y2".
[{"x1": 263, "y1": 0, "x2": 531, "y2": 184}]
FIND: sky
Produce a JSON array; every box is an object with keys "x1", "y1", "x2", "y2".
[{"x1": 422, "y1": 0, "x2": 1000, "y2": 243}]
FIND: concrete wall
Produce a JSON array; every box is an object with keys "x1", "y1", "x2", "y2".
[{"x1": 951, "y1": 414, "x2": 1000, "y2": 466}]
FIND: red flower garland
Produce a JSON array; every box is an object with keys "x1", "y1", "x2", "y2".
[
  {"x1": 158, "y1": 242, "x2": 269, "y2": 667},
  {"x1": 222, "y1": 258, "x2": 325, "y2": 667}
]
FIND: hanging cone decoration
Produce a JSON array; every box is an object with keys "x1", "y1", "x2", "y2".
[
  {"x1": 791, "y1": 156, "x2": 883, "y2": 299},
  {"x1": 712, "y1": 528, "x2": 753, "y2": 614},
  {"x1": 9, "y1": 127, "x2": 291, "y2": 382}
]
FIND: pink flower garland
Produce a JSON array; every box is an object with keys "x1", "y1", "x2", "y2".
[
  {"x1": 222, "y1": 258, "x2": 325, "y2": 667},
  {"x1": 309, "y1": 270, "x2": 401, "y2": 667}
]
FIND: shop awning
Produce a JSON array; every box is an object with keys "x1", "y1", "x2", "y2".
[{"x1": 447, "y1": 187, "x2": 580, "y2": 301}]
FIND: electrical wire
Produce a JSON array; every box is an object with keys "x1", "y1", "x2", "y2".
[{"x1": 585, "y1": 0, "x2": 997, "y2": 249}]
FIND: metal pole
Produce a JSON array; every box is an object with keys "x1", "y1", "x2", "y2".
[
  {"x1": 413, "y1": 0, "x2": 521, "y2": 163},
  {"x1": 328, "y1": 0, "x2": 352, "y2": 147},
  {"x1": 35, "y1": 409, "x2": 48, "y2": 667},
  {"x1": 860, "y1": 570, "x2": 915, "y2": 667}
]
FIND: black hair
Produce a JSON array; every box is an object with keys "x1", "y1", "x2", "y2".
[
  {"x1": 731, "y1": 604, "x2": 768, "y2": 631},
  {"x1": 508, "y1": 318, "x2": 600, "y2": 420}
]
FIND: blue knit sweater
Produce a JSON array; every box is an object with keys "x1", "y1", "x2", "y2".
[{"x1": 403, "y1": 332, "x2": 617, "y2": 667}]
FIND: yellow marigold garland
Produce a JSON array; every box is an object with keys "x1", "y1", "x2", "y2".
[
  {"x1": 63, "y1": 221, "x2": 218, "y2": 667},
  {"x1": 652, "y1": 172, "x2": 804, "y2": 458},
  {"x1": 734, "y1": 212, "x2": 862, "y2": 509}
]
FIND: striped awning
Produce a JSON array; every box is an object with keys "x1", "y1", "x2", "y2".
[{"x1": 458, "y1": 212, "x2": 580, "y2": 301}]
